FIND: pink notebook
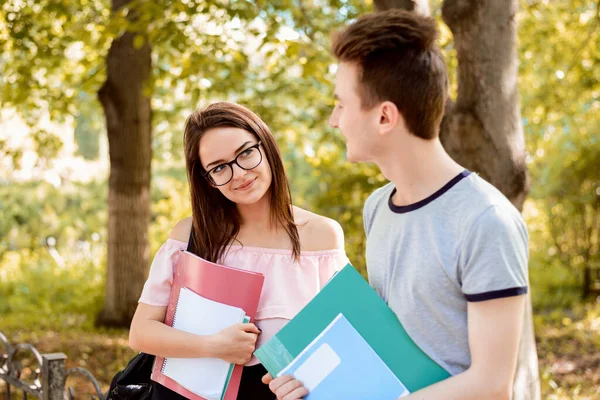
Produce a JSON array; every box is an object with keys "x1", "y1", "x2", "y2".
[{"x1": 150, "y1": 250, "x2": 265, "y2": 400}]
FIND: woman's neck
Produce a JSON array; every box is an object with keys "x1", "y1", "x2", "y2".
[
  {"x1": 236, "y1": 192, "x2": 274, "y2": 232},
  {"x1": 235, "y1": 192, "x2": 294, "y2": 249}
]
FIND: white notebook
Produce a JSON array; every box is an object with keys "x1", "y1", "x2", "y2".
[{"x1": 162, "y1": 288, "x2": 246, "y2": 400}]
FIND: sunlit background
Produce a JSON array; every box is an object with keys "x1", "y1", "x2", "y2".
[{"x1": 1, "y1": 0, "x2": 598, "y2": 398}]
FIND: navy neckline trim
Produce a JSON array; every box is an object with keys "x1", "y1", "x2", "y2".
[{"x1": 388, "y1": 170, "x2": 471, "y2": 214}]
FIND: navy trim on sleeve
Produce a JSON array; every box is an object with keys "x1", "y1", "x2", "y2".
[{"x1": 464, "y1": 286, "x2": 528, "y2": 302}]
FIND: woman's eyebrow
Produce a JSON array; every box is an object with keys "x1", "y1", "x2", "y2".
[{"x1": 205, "y1": 141, "x2": 253, "y2": 169}]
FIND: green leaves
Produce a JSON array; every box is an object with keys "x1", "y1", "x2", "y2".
[
  {"x1": 519, "y1": 0, "x2": 600, "y2": 301},
  {"x1": 1, "y1": 0, "x2": 111, "y2": 121},
  {"x1": 2, "y1": 0, "x2": 597, "y2": 305},
  {"x1": 133, "y1": 34, "x2": 145, "y2": 49}
]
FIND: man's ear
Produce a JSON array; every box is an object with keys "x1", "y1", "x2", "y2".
[{"x1": 378, "y1": 101, "x2": 400, "y2": 136}]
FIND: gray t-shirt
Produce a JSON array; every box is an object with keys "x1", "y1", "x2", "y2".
[{"x1": 363, "y1": 170, "x2": 529, "y2": 376}]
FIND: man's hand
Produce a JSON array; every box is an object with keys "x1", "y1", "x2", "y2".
[{"x1": 262, "y1": 373, "x2": 308, "y2": 400}]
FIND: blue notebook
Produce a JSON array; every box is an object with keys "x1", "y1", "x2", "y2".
[
  {"x1": 255, "y1": 265, "x2": 450, "y2": 392},
  {"x1": 277, "y1": 313, "x2": 409, "y2": 400}
]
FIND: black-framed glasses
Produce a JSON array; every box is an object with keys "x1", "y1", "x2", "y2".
[{"x1": 203, "y1": 141, "x2": 263, "y2": 186}]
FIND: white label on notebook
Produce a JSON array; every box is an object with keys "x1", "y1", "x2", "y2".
[{"x1": 292, "y1": 343, "x2": 341, "y2": 392}]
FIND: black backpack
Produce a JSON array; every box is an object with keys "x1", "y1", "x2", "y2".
[{"x1": 107, "y1": 232, "x2": 198, "y2": 400}]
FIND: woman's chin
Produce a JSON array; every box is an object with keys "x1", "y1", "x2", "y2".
[{"x1": 231, "y1": 186, "x2": 268, "y2": 205}]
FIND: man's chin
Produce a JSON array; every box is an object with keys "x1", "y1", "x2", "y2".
[{"x1": 345, "y1": 150, "x2": 361, "y2": 163}]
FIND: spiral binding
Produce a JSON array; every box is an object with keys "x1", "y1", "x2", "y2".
[{"x1": 161, "y1": 287, "x2": 186, "y2": 373}]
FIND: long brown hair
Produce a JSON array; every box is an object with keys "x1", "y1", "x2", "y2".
[{"x1": 183, "y1": 102, "x2": 300, "y2": 263}]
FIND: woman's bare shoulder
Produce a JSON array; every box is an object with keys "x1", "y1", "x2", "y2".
[
  {"x1": 293, "y1": 206, "x2": 345, "y2": 252},
  {"x1": 169, "y1": 217, "x2": 193, "y2": 242}
]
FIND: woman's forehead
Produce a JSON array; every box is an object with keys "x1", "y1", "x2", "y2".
[{"x1": 199, "y1": 127, "x2": 257, "y2": 165}]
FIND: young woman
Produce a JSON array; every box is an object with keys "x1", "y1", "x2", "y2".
[{"x1": 128, "y1": 102, "x2": 348, "y2": 399}]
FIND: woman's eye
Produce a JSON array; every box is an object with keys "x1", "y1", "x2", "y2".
[
  {"x1": 239, "y1": 149, "x2": 253, "y2": 158},
  {"x1": 213, "y1": 165, "x2": 226, "y2": 173}
]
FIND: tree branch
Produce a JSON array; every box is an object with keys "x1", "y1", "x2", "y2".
[
  {"x1": 297, "y1": 0, "x2": 316, "y2": 42},
  {"x1": 373, "y1": 0, "x2": 430, "y2": 15},
  {"x1": 565, "y1": 0, "x2": 600, "y2": 75}
]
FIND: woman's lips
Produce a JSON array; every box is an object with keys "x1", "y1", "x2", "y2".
[{"x1": 236, "y1": 178, "x2": 256, "y2": 191}]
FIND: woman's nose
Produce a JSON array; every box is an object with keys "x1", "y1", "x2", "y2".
[{"x1": 231, "y1": 163, "x2": 248, "y2": 180}]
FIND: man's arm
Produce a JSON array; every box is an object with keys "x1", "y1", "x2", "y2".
[{"x1": 400, "y1": 294, "x2": 525, "y2": 400}]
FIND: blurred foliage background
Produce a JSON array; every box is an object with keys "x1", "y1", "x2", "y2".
[{"x1": 0, "y1": 0, "x2": 599, "y2": 398}]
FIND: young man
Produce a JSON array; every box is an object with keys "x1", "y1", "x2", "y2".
[{"x1": 264, "y1": 10, "x2": 528, "y2": 400}]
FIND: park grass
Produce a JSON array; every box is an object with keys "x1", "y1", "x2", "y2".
[{"x1": 1, "y1": 303, "x2": 599, "y2": 399}]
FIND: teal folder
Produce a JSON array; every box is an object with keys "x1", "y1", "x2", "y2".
[{"x1": 254, "y1": 264, "x2": 451, "y2": 393}]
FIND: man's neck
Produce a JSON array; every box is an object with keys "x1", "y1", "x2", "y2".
[{"x1": 377, "y1": 138, "x2": 465, "y2": 207}]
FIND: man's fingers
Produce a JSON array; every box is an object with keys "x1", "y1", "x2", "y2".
[
  {"x1": 262, "y1": 373, "x2": 273, "y2": 385},
  {"x1": 275, "y1": 378, "x2": 305, "y2": 400},
  {"x1": 268, "y1": 375, "x2": 294, "y2": 392},
  {"x1": 282, "y1": 386, "x2": 309, "y2": 400}
]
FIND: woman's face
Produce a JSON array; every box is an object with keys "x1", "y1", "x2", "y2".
[{"x1": 199, "y1": 127, "x2": 272, "y2": 205}]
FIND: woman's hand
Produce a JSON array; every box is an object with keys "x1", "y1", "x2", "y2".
[{"x1": 210, "y1": 323, "x2": 260, "y2": 365}]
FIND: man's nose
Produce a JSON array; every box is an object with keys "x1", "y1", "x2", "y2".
[{"x1": 329, "y1": 112, "x2": 338, "y2": 128}]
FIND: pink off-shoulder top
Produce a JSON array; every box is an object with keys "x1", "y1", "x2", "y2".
[{"x1": 138, "y1": 238, "x2": 349, "y2": 365}]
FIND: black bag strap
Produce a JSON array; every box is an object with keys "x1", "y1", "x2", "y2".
[{"x1": 186, "y1": 223, "x2": 195, "y2": 253}]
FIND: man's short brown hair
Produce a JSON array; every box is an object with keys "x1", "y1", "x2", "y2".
[{"x1": 332, "y1": 10, "x2": 448, "y2": 140}]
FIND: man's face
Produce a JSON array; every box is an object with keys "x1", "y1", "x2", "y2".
[{"x1": 329, "y1": 62, "x2": 381, "y2": 163}]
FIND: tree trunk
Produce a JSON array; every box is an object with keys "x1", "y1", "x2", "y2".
[
  {"x1": 583, "y1": 264, "x2": 591, "y2": 299},
  {"x1": 440, "y1": 2, "x2": 538, "y2": 398},
  {"x1": 96, "y1": 0, "x2": 152, "y2": 328},
  {"x1": 440, "y1": 0, "x2": 529, "y2": 208},
  {"x1": 375, "y1": 1, "x2": 541, "y2": 399}
]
